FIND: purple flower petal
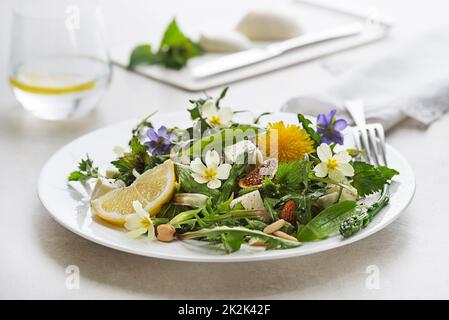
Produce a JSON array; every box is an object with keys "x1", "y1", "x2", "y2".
[
  {"x1": 333, "y1": 119, "x2": 348, "y2": 131},
  {"x1": 157, "y1": 126, "x2": 168, "y2": 137},
  {"x1": 316, "y1": 109, "x2": 347, "y2": 145},
  {"x1": 317, "y1": 114, "x2": 328, "y2": 127},
  {"x1": 320, "y1": 136, "x2": 333, "y2": 145},
  {"x1": 328, "y1": 109, "x2": 337, "y2": 122},
  {"x1": 146, "y1": 128, "x2": 159, "y2": 142}
]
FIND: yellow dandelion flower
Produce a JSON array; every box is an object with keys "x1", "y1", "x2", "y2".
[{"x1": 257, "y1": 121, "x2": 315, "y2": 162}]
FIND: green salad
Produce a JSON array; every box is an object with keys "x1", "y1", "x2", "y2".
[{"x1": 68, "y1": 88, "x2": 398, "y2": 254}]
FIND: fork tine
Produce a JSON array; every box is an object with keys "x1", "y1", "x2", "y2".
[
  {"x1": 367, "y1": 126, "x2": 380, "y2": 166},
  {"x1": 374, "y1": 124, "x2": 387, "y2": 166},
  {"x1": 351, "y1": 128, "x2": 363, "y2": 159},
  {"x1": 359, "y1": 127, "x2": 375, "y2": 165}
]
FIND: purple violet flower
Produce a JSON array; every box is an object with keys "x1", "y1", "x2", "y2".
[
  {"x1": 144, "y1": 126, "x2": 175, "y2": 155},
  {"x1": 316, "y1": 109, "x2": 348, "y2": 145}
]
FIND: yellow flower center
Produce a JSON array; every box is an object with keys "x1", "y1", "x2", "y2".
[
  {"x1": 327, "y1": 158, "x2": 338, "y2": 170},
  {"x1": 140, "y1": 218, "x2": 150, "y2": 228},
  {"x1": 203, "y1": 167, "x2": 217, "y2": 181},
  {"x1": 210, "y1": 115, "x2": 221, "y2": 126}
]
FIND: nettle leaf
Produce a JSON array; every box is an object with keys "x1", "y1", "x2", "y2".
[
  {"x1": 273, "y1": 160, "x2": 305, "y2": 193},
  {"x1": 128, "y1": 45, "x2": 159, "y2": 69},
  {"x1": 351, "y1": 161, "x2": 399, "y2": 197},
  {"x1": 128, "y1": 19, "x2": 203, "y2": 70},
  {"x1": 378, "y1": 166, "x2": 399, "y2": 180},
  {"x1": 111, "y1": 137, "x2": 152, "y2": 185},
  {"x1": 157, "y1": 19, "x2": 204, "y2": 70}
]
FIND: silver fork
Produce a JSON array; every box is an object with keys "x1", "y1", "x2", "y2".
[{"x1": 343, "y1": 99, "x2": 387, "y2": 166}]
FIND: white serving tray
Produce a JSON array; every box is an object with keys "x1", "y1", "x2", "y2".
[{"x1": 110, "y1": 0, "x2": 391, "y2": 91}]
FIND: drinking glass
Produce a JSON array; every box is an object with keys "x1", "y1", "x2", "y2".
[{"x1": 8, "y1": 0, "x2": 112, "y2": 120}]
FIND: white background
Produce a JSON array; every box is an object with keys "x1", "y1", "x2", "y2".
[{"x1": 0, "y1": 0, "x2": 448, "y2": 299}]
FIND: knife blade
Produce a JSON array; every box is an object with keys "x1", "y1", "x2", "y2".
[{"x1": 192, "y1": 23, "x2": 365, "y2": 78}]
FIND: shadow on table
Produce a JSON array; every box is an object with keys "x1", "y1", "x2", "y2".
[
  {"x1": 34, "y1": 204, "x2": 409, "y2": 299},
  {"x1": 0, "y1": 103, "x2": 101, "y2": 141}
]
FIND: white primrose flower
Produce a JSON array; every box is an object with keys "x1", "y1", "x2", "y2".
[
  {"x1": 313, "y1": 143, "x2": 354, "y2": 183},
  {"x1": 190, "y1": 150, "x2": 232, "y2": 189},
  {"x1": 124, "y1": 200, "x2": 155, "y2": 240},
  {"x1": 201, "y1": 100, "x2": 233, "y2": 128}
]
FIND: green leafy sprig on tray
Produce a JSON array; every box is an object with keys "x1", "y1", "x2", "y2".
[{"x1": 128, "y1": 18, "x2": 204, "y2": 70}]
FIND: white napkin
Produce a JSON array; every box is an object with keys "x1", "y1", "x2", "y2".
[{"x1": 281, "y1": 26, "x2": 449, "y2": 131}]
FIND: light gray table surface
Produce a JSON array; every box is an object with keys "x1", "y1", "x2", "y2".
[{"x1": 0, "y1": 0, "x2": 448, "y2": 299}]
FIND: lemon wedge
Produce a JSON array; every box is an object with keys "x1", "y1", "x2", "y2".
[{"x1": 91, "y1": 160, "x2": 176, "y2": 226}]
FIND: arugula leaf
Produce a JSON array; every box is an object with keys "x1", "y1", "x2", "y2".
[
  {"x1": 263, "y1": 198, "x2": 279, "y2": 221},
  {"x1": 111, "y1": 137, "x2": 154, "y2": 185},
  {"x1": 221, "y1": 232, "x2": 244, "y2": 253},
  {"x1": 297, "y1": 114, "x2": 320, "y2": 146},
  {"x1": 128, "y1": 19, "x2": 203, "y2": 70},
  {"x1": 254, "y1": 112, "x2": 272, "y2": 124},
  {"x1": 68, "y1": 155, "x2": 99, "y2": 182},
  {"x1": 216, "y1": 164, "x2": 247, "y2": 204},
  {"x1": 351, "y1": 162, "x2": 399, "y2": 197},
  {"x1": 177, "y1": 226, "x2": 301, "y2": 253},
  {"x1": 128, "y1": 45, "x2": 159, "y2": 69},
  {"x1": 215, "y1": 86, "x2": 229, "y2": 108},
  {"x1": 131, "y1": 112, "x2": 156, "y2": 139}
]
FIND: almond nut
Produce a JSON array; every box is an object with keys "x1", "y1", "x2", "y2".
[
  {"x1": 263, "y1": 219, "x2": 285, "y2": 234},
  {"x1": 273, "y1": 230, "x2": 299, "y2": 242}
]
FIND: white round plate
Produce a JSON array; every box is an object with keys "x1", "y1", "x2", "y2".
[{"x1": 38, "y1": 112, "x2": 415, "y2": 262}]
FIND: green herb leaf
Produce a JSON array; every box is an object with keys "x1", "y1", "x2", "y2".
[
  {"x1": 297, "y1": 114, "x2": 321, "y2": 146},
  {"x1": 128, "y1": 45, "x2": 159, "y2": 69},
  {"x1": 297, "y1": 200, "x2": 357, "y2": 241},
  {"x1": 178, "y1": 226, "x2": 301, "y2": 252},
  {"x1": 128, "y1": 19, "x2": 203, "y2": 70},
  {"x1": 351, "y1": 162, "x2": 399, "y2": 197},
  {"x1": 221, "y1": 232, "x2": 244, "y2": 253},
  {"x1": 157, "y1": 19, "x2": 204, "y2": 70},
  {"x1": 263, "y1": 198, "x2": 279, "y2": 221},
  {"x1": 254, "y1": 112, "x2": 271, "y2": 124},
  {"x1": 273, "y1": 160, "x2": 305, "y2": 193},
  {"x1": 68, "y1": 155, "x2": 99, "y2": 182},
  {"x1": 215, "y1": 86, "x2": 229, "y2": 107},
  {"x1": 216, "y1": 164, "x2": 247, "y2": 204},
  {"x1": 131, "y1": 112, "x2": 156, "y2": 139},
  {"x1": 378, "y1": 166, "x2": 400, "y2": 181},
  {"x1": 111, "y1": 137, "x2": 153, "y2": 185}
]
